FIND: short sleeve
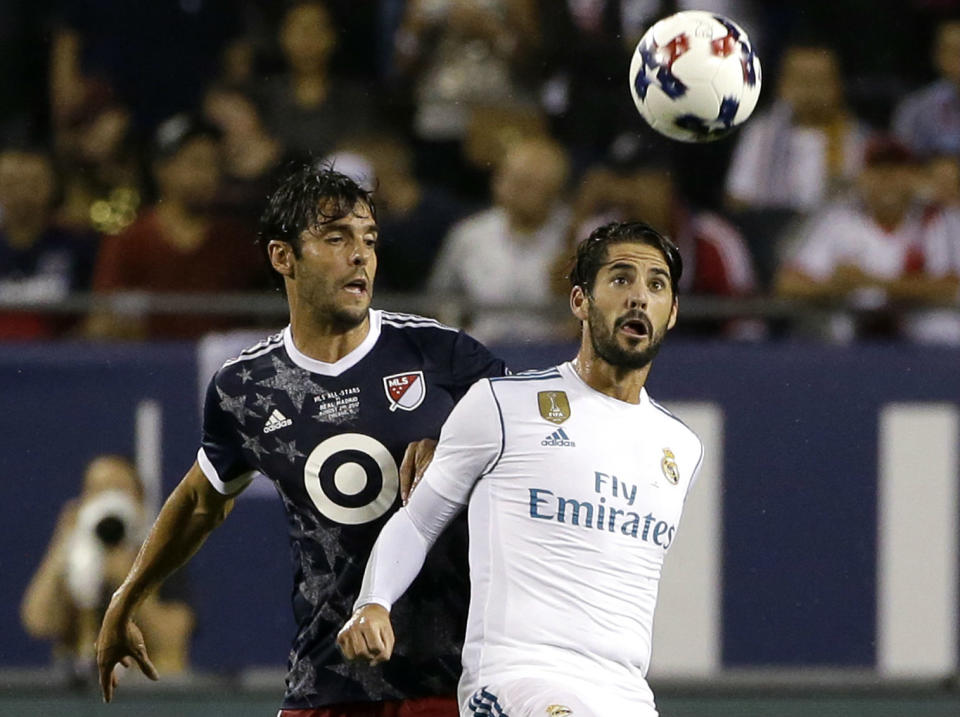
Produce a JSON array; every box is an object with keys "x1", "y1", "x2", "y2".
[
  {"x1": 197, "y1": 373, "x2": 256, "y2": 495},
  {"x1": 448, "y1": 331, "x2": 507, "y2": 400},
  {"x1": 422, "y1": 379, "x2": 503, "y2": 505}
]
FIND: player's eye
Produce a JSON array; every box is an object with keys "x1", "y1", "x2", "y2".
[
  {"x1": 325, "y1": 235, "x2": 344, "y2": 244},
  {"x1": 612, "y1": 274, "x2": 629, "y2": 285},
  {"x1": 649, "y1": 278, "x2": 665, "y2": 291}
]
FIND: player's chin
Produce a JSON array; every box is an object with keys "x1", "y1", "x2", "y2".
[{"x1": 332, "y1": 301, "x2": 370, "y2": 327}]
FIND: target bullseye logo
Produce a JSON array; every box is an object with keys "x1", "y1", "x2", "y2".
[{"x1": 303, "y1": 434, "x2": 398, "y2": 524}]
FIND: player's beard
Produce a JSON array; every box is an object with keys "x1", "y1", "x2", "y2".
[
  {"x1": 302, "y1": 278, "x2": 370, "y2": 331},
  {"x1": 587, "y1": 301, "x2": 666, "y2": 370}
]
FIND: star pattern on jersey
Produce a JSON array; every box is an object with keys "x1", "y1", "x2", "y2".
[
  {"x1": 289, "y1": 511, "x2": 351, "y2": 571},
  {"x1": 218, "y1": 387, "x2": 257, "y2": 424},
  {"x1": 256, "y1": 355, "x2": 327, "y2": 411},
  {"x1": 298, "y1": 571, "x2": 336, "y2": 607},
  {"x1": 239, "y1": 431, "x2": 268, "y2": 460},
  {"x1": 275, "y1": 437, "x2": 306, "y2": 463},
  {"x1": 253, "y1": 392, "x2": 276, "y2": 413},
  {"x1": 286, "y1": 655, "x2": 319, "y2": 700},
  {"x1": 237, "y1": 366, "x2": 253, "y2": 384},
  {"x1": 327, "y1": 662, "x2": 402, "y2": 700},
  {"x1": 313, "y1": 524, "x2": 350, "y2": 568}
]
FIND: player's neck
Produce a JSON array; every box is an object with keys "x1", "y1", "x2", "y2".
[
  {"x1": 288, "y1": 308, "x2": 371, "y2": 364},
  {"x1": 572, "y1": 352, "x2": 650, "y2": 404}
]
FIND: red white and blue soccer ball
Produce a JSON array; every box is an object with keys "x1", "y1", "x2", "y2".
[{"x1": 629, "y1": 11, "x2": 762, "y2": 142}]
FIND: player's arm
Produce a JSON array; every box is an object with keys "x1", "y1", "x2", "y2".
[
  {"x1": 96, "y1": 461, "x2": 235, "y2": 702},
  {"x1": 338, "y1": 379, "x2": 503, "y2": 664},
  {"x1": 337, "y1": 482, "x2": 464, "y2": 664}
]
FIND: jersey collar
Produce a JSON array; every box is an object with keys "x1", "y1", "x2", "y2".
[
  {"x1": 282, "y1": 309, "x2": 382, "y2": 376},
  {"x1": 560, "y1": 361, "x2": 650, "y2": 408}
]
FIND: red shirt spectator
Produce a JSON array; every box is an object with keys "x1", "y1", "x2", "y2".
[{"x1": 91, "y1": 209, "x2": 265, "y2": 339}]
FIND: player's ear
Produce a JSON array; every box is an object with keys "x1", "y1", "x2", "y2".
[
  {"x1": 268, "y1": 240, "x2": 296, "y2": 279},
  {"x1": 570, "y1": 285, "x2": 589, "y2": 322},
  {"x1": 667, "y1": 297, "x2": 678, "y2": 330}
]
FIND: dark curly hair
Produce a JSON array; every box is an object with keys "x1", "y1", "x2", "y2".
[
  {"x1": 569, "y1": 221, "x2": 682, "y2": 297},
  {"x1": 256, "y1": 160, "x2": 377, "y2": 290}
]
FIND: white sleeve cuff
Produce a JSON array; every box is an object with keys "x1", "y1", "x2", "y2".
[{"x1": 197, "y1": 448, "x2": 255, "y2": 496}]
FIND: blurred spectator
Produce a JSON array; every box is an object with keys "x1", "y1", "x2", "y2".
[
  {"x1": 429, "y1": 134, "x2": 571, "y2": 341},
  {"x1": 892, "y1": 19, "x2": 960, "y2": 157},
  {"x1": 923, "y1": 153, "x2": 960, "y2": 208},
  {"x1": 202, "y1": 83, "x2": 285, "y2": 225},
  {"x1": 328, "y1": 133, "x2": 470, "y2": 293},
  {"x1": 775, "y1": 137, "x2": 960, "y2": 342},
  {"x1": 565, "y1": 139, "x2": 761, "y2": 338},
  {"x1": 85, "y1": 115, "x2": 267, "y2": 340},
  {"x1": 0, "y1": 147, "x2": 99, "y2": 340},
  {"x1": 53, "y1": 82, "x2": 144, "y2": 237},
  {"x1": 256, "y1": 1, "x2": 379, "y2": 158},
  {"x1": 21, "y1": 455, "x2": 193, "y2": 680},
  {"x1": 49, "y1": 0, "x2": 241, "y2": 132},
  {"x1": 394, "y1": 0, "x2": 540, "y2": 189},
  {"x1": 725, "y1": 44, "x2": 870, "y2": 213}
]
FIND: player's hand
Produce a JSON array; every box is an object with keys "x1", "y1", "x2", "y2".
[
  {"x1": 399, "y1": 438, "x2": 437, "y2": 504},
  {"x1": 337, "y1": 604, "x2": 395, "y2": 665},
  {"x1": 96, "y1": 598, "x2": 159, "y2": 702}
]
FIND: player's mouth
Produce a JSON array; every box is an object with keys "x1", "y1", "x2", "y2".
[
  {"x1": 343, "y1": 276, "x2": 369, "y2": 297},
  {"x1": 617, "y1": 315, "x2": 651, "y2": 339}
]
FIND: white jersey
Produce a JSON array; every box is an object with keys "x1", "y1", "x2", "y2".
[{"x1": 422, "y1": 362, "x2": 704, "y2": 715}]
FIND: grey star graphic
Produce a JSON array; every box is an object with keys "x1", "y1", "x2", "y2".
[
  {"x1": 218, "y1": 387, "x2": 256, "y2": 424},
  {"x1": 287, "y1": 657, "x2": 319, "y2": 700},
  {"x1": 298, "y1": 572, "x2": 335, "y2": 607},
  {"x1": 237, "y1": 366, "x2": 253, "y2": 384},
  {"x1": 306, "y1": 525, "x2": 349, "y2": 568},
  {"x1": 318, "y1": 602, "x2": 344, "y2": 624},
  {"x1": 239, "y1": 431, "x2": 268, "y2": 460},
  {"x1": 253, "y1": 392, "x2": 276, "y2": 413},
  {"x1": 256, "y1": 356, "x2": 327, "y2": 411},
  {"x1": 275, "y1": 437, "x2": 306, "y2": 463}
]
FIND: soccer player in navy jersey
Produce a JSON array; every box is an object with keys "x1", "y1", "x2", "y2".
[{"x1": 95, "y1": 164, "x2": 506, "y2": 716}]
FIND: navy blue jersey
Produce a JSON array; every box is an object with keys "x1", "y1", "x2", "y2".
[{"x1": 198, "y1": 310, "x2": 506, "y2": 708}]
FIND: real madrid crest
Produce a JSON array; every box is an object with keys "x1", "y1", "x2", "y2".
[
  {"x1": 661, "y1": 448, "x2": 680, "y2": 485},
  {"x1": 538, "y1": 391, "x2": 571, "y2": 424},
  {"x1": 546, "y1": 706, "x2": 573, "y2": 717}
]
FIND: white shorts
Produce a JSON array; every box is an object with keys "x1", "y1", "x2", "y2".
[{"x1": 463, "y1": 677, "x2": 656, "y2": 717}]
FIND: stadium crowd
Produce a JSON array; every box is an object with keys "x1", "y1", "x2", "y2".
[{"x1": 1, "y1": 0, "x2": 960, "y2": 344}]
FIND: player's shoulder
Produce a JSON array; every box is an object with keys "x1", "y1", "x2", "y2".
[
  {"x1": 489, "y1": 366, "x2": 562, "y2": 384},
  {"x1": 646, "y1": 394, "x2": 702, "y2": 451},
  {"x1": 211, "y1": 330, "x2": 286, "y2": 387},
  {"x1": 378, "y1": 310, "x2": 460, "y2": 337}
]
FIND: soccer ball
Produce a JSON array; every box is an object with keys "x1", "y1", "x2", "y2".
[{"x1": 629, "y1": 11, "x2": 762, "y2": 142}]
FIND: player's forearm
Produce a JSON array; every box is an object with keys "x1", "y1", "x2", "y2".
[
  {"x1": 355, "y1": 482, "x2": 462, "y2": 610},
  {"x1": 111, "y1": 468, "x2": 233, "y2": 617}
]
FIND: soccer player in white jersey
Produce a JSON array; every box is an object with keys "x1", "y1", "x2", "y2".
[{"x1": 338, "y1": 221, "x2": 704, "y2": 716}]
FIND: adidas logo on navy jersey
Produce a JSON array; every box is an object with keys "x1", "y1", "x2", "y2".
[
  {"x1": 263, "y1": 409, "x2": 292, "y2": 433},
  {"x1": 541, "y1": 427, "x2": 575, "y2": 447}
]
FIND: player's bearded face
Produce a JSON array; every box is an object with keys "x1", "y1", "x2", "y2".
[
  {"x1": 587, "y1": 300, "x2": 668, "y2": 369},
  {"x1": 297, "y1": 202, "x2": 378, "y2": 327},
  {"x1": 584, "y1": 244, "x2": 676, "y2": 369}
]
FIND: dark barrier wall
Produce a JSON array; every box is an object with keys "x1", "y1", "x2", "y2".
[{"x1": 1, "y1": 339, "x2": 958, "y2": 672}]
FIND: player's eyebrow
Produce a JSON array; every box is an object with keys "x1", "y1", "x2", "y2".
[
  {"x1": 316, "y1": 218, "x2": 378, "y2": 235},
  {"x1": 649, "y1": 266, "x2": 671, "y2": 281}
]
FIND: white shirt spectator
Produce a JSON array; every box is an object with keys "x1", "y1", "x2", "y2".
[
  {"x1": 726, "y1": 102, "x2": 869, "y2": 211},
  {"x1": 428, "y1": 205, "x2": 571, "y2": 342}
]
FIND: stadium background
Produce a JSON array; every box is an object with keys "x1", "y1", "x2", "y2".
[{"x1": 2, "y1": 0, "x2": 960, "y2": 715}]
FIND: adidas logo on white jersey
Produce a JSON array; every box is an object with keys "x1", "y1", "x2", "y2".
[
  {"x1": 263, "y1": 409, "x2": 292, "y2": 433},
  {"x1": 541, "y1": 427, "x2": 575, "y2": 447}
]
